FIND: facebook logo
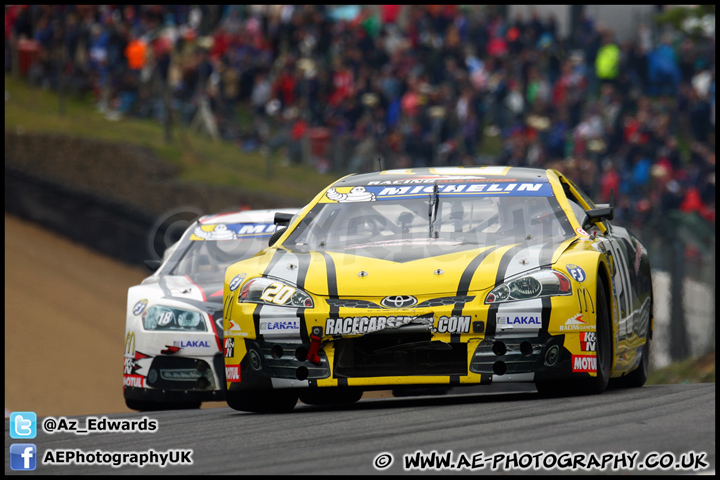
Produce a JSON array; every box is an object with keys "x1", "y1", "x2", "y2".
[
  {"x1": 10, "y1": 444, "x2": 37, "y2": 471},
  {"x1": 10, "y1": 411, "x2": 37, "y2": 439}
]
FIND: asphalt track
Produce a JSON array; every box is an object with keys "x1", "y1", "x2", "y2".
[{"x1": 5, "y1": 383, "x2": 715, "y2": 475}]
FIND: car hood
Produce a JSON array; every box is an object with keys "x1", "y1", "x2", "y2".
[
  {"x1": 142, "y1": 274, "x2": 224, "y2": 303},
  {"x1": 238, "y1": 239, "x2": 576, "y2": 298}
]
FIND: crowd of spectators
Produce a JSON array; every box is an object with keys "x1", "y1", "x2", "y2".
[{"x1": 5, "y1": 5, "x2": 715, "y2": 229}]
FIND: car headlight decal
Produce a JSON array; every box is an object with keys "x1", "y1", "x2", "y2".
[
  {"x1": 485, "y1": 270, "x2": 572, "y2": 304},
  {"x1": 239, "y1": 277, "x2": 314, "y2": 308},
  {"x1": 142, "y1": 305, "x2": 207, "y2": 331}
]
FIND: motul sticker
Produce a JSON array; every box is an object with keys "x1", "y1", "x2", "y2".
[
  {"x1": 123, "y1": 374, "x2": 144, "y2": 388},
  {"x1": 572, "y1": 355, "x2": 597, "y2": 372},
  {"x1": 225, "y1": 365, "x2": 241, "y2": 382}
]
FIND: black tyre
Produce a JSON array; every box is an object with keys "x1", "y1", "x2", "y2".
[
  {"x1": 125, "y1": 398, "x2": 201, "y2": 412},
  {"x1": 226, "y1": 389, "x2": 298, "y2": 413},
  {"x1": 299, "y1": 388, "x2": 363, "y2": 406},
  {"x1": 536, "y1": 278, "x2": 612, "y2": 396},
  {"x1": 268, "y1": 227, "x2": 286, "y2": 247}
]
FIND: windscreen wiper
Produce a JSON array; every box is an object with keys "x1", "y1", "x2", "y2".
[{"x1": 428, "y1": 181, "x2": 439, "y2": 238}]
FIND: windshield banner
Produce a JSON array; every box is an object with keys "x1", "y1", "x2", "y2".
[
  {"x1": 190, "y1": 223, "x2": 277, "y2": 241},
  {"x1": 321, "y1": 183, "x2": 553, "y2": 203}
]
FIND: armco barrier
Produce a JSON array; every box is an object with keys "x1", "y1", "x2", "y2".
[{"x1": 5, "y1": 164, "x2": 156, "y2": 266}]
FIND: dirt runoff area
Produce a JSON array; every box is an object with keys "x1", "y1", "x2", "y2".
[{"x1": 4, "y1": 214, "x2": 391, "y2": 418}]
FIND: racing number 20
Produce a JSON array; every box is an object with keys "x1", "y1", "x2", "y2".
[{"x1": 260, "y1": 282, "x2": 295, "y2": 305}]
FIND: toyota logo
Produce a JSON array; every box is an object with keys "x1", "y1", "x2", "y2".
[{"x1": 381, "y1": 295, "x2": 418, "y2": 309}]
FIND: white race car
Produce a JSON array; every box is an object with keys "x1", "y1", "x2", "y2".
[{"x1": 123, "y1": 208, "x2": 299, "y2": 411}]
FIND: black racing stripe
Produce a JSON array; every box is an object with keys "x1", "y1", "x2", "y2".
[
  {"x1": 295, "y1": 253, "x2": 312, "y2": 343},
  {"x1": 486, "y1": 243, "x2": 526, "y2": 337},
  {"x1": 449, "y1": 375, "x2": 460, "y2": 385},
  {"x1": 321, "y1": 252, "x2": 339, "y2": 316},
  {"x1": 451, "y1": 246, "x2": 502, "y2": 318},
  {"x1": 494, "y1": 244, "x2": 527, "y2": 285},
  {"x1": 338, "y1": 377, "x2": 348, "y2": 387},
  {"x1": 253, "y1": 304, "x2": 264, "y2": 342},
  {"x1": 456, "y1": 246, "x2": 503, "y2": 296},
  {"x1": 487, "y1": 305, "x2": 498, "y2": 336},
  {"x1": 295, "y1": 253, "x2": 311, "y2": 290},
  {"x1": 320, "y1": 252, "x2": 339, "y2": 380},
  {"x1": 541, "y1": 296, "x2": 552, "y2": 331},
  {"x1": 253, "y1": 249, "x2": 287, "y2": 341}
]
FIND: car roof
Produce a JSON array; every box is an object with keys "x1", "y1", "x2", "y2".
[
  {"x1": 333, "y1": 166, "x2": 553, "y2": 187},
  {"x1": 197, "y1": 208, "x2": 300, "y2": 225}
]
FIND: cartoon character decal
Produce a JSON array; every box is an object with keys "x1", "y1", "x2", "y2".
[{"x1": 326, "y1": 187, "x2": 377, "y2": 203}]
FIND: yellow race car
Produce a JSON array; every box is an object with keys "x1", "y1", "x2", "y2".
[{"x1": 222, "y1": 166, "x2": 653, "y2": 413}]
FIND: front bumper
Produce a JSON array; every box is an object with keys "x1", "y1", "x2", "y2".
[
  {"x1": 225, "y1": 291, "x2": 600, "y2": 392},
  {"x1": 124, "y1": 352, "x2": 226, "y2": 402},
  {"x1": 227, "y1": 331, "x2": 586, "y2": 393}
]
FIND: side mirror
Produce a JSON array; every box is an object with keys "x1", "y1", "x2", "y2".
[
  {"x1": 585, "y1": 205, "x2": 614, "y2": 222},
  {"x1": 143, "y1": 259, "x2": 162, "y2": 272},
  {"x1": 274, "y1": 212, "x2": 294, "y2": 227},
  {"x1": 582, "y1": 189, "x2": 614, "y2": 230}
]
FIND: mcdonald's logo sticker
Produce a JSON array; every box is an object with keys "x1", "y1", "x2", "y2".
[{"x1": 125, "y1": 331, "x2": 136, "y2": 356}]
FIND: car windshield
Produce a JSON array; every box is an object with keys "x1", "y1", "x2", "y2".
[
  {"x1": 168, "y1": 222, "x2": 276, "y2": 283},
  {"x1": 284, "y1": 187, "x2": 574, "y2": 260}
]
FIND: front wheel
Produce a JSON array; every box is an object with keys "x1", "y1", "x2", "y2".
[
  {"x1": 536, "y1": 278, "x2": 612, "y2": 396},
  {"x1": 226, "y1": 389, "x2": 298, "y2": 413}
]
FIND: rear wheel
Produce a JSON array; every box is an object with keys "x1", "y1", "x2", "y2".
[
  {"x1": 226, "y1": 389, "x2": 298, "y2": 413},
  {"x1": 125, "y1": 398, "x2": 201, "y2": 412},
  {"x1": 536, "y1": 278, "x2": 612, "y2": 396},
  {"x1": 299, "y1": 388, "x2": 363, "y2": 406}
]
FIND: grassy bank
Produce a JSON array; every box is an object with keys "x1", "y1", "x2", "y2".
[
  {"x1": 648, "y1": 351, "x2": 715, "y2": 385},
  {"x1": 4, "y1": 74, "x2": 336, "y2": 205}
]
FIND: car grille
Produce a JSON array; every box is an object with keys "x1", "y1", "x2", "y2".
[
  {"x1": 146, "y1": 356, "x2": 215, "y2": 390},
  {"x1": 333, "y1": 331, "x2": 467, "y2": 378},
  {"x1": 259, "y1": 343, "x2": 331, "y2": 380},
  {"x1": 469, "y1": 336, "x2": 553, "y2": 375}
]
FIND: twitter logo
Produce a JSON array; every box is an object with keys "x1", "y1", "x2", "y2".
[{"x1": 10, "y1": 412, "x2": 37, "y2": 439}]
